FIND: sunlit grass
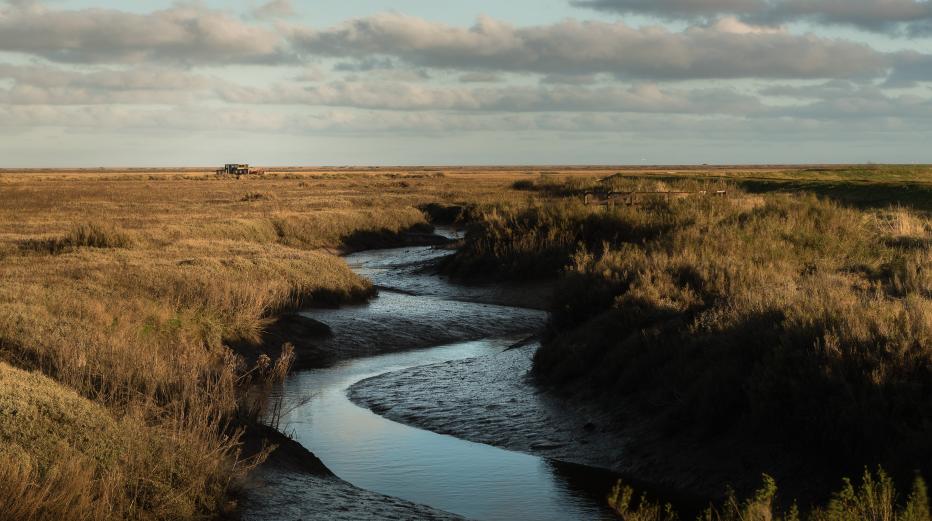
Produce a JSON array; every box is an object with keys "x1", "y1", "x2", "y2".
[{"x1": 0, "y1": 169, "x2": 531, "y2": 519}]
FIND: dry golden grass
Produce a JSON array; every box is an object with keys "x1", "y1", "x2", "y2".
[
  {"x1": 0, "y1": 169, "x2": 541, "y2": 520},
  {"x1": 1, "y1": 165, "x2": 927, "y2": 519}
]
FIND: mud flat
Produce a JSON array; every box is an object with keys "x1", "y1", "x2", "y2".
[
  {"x1": 348, "y1": 343, "x2": 800, "y2": 505},
  {"x1": 241, "y1": 239, "x2": 635, "y2": 520},
  {"x1": 241, "y1": 468, "x2": 464, "y2": 521},
  {"x1": 348, "y1": 344, "x2": 621, "y2": 468}
]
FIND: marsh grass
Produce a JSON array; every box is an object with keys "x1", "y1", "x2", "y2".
[
  {"x1": 19, "y1": 222, "x2": 134, "y2": 254},
  {"x1": 0, "y1": 170, "x2": 532, "y2": 520},
  {"x1": 2, "y1": 166, "x2": 928, "y2": 519},
  {"x1": 450, "y1": 178, "x2": 932, "y2": 487}
]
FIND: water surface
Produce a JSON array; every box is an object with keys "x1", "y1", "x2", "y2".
[{"x1": 265, "y1": 241, "x2": 621, "y2": 520}]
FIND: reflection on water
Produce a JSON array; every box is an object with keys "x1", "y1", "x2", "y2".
[
  {"x1": 274, "y1": 340, "x2": 619, "y2": 521},
  {"x1": 266, "y1": 239, "x2": 620, "y2": 520}
]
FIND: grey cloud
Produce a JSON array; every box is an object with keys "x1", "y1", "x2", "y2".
[
  {"x1": 6, "y1": 103, "x2": 930, "y2": 140},
  {"x1": 0, "y1": 3, "x2": 290, "y2": 64},
  {"x1": 885, "y1": 51, "x2": 932, "y2": 86},
  {"x1": 289, "y1": 14, "x2": 891, "y2": 80},
  {"x1": 0, "y1": 64, "x2": 215, "y2": 104},
  {"x1": 292, "y1": 66, "x2": 326, "y2": 82},
  {"x1": 763, "y1": 83, "x2": 932, "y2": 120},
  {"x1": 763, "y1": 1, "x2": 932, "y2": 35},
  {"x1": 0, "y1": 61, "x2": 761, "y2": 116},
  {"x1": 572, "y1": 0, "x2": 932, "y2": 36},
  {"x1": 458, "y1": 72, "x2": 503, "y2": 83},
  {"x1": 540, "y1": 73, "x2": 601, "y2": 85},
  {"x1": 216, "y1": 80, "x2": 764, "y2": 115},
  {"x1": 333, "y1": 56, "x2": 398, "y2": 72},
  {"x1": 758, "y1": 80, "x2": 860, "y2": 99},
  {"x1": 572, "y1": 0, "x2": 763, "y2": 19},
  {"x1": 737, "y1": 78, "x2": 932, "y2": 124},
  {"x1": 251, "y1": 0, "x2": 295, "y2": 20},
  {"x1": 0, "y1": 104, "x2": 288, "y2": 133}
]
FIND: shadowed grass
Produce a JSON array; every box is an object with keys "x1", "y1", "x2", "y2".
[
  {"x1": 610, "y1": 469, "x2": 930, "y2": 521},
  {"x1": 449, "y1": 178, "x2": 932, "y2": 497}
]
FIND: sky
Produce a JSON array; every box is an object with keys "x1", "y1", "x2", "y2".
[{"x1": 2, "y1": 0, "x2": 932, "y2": 166}]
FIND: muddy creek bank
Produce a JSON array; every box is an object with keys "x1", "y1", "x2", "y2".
[{"x1": 241, "y1": 236, "x2": 631, "y2": 520}]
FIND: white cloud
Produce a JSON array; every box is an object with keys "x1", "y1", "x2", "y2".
[
  {"x1": 289, "y1": 13, "x2": 892, "y2": 80},
  {"x1": 0, "y1": 2, "x2": 290, "y2": 64}
]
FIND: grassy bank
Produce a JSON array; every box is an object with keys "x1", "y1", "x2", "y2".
[
  {"x1": 0, "y1": 169, "x2": 531, "y2": 519},
  {"x1": 446, "y1": 173, "x2": 931, "y2": 502}
]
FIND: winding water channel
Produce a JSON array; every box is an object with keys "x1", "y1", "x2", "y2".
[{"x1": 248, "y1": 233, "x2": 623, "y2": 520}]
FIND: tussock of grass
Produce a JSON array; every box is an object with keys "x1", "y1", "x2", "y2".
[
  {"x1": 20, "y1": 222, "x2": 133, "y2": 254},
  {"x1": 0, "y1": 362, "x2": 247, "y2": 520},
  {"x1": 419, "y1": 202, "x2": 469, "y2": 225},
  {"x1": 0, "y1": 362, "x2": 124, "y2": 472},
  {"x1": 240, "y1": 191, "x2": 271, "y2": 202}
]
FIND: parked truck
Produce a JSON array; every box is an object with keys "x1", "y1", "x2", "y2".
[{"x1": 216, "y1": 164, "x2": 264, "y2": 178}]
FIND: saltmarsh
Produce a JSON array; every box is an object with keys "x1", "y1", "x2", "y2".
[
  {"x1": 0, "y1": 168, "x2": 537, "y2": 520},
  {"x1": 448, "y1": 172, "x2": 932, "y2": 512},
  {"x1": 1, "y1": 165, "x2": 929, "y2": 519}
]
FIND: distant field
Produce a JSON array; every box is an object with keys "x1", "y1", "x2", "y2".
[
  {"x1": 3, "y1": 164, "x2": 928, "y2": 210},
  {"x1": 595, "y1": 164, "x2": 932, "y2": 211}
]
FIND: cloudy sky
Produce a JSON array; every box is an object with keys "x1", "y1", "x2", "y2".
[{"x1": 2, "y1": 0, "x2": 932, "y2": 166}]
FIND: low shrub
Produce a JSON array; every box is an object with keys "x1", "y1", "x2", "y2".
[
  {"x1": 610, "y1": 469, "x2": 930, "y2": 521},
  {"x1": 21, "y1": 222, "x2": 133, "y2": 254}
]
